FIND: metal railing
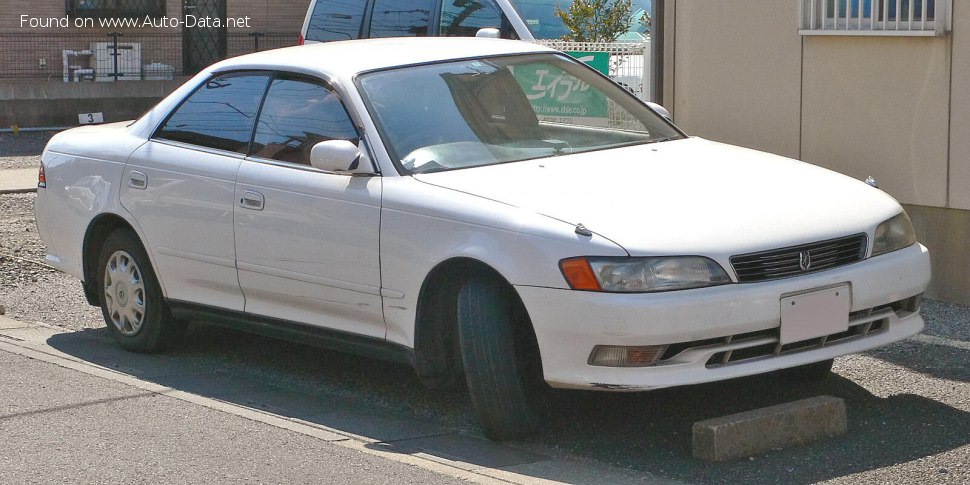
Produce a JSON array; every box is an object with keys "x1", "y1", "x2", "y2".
[
  {"x1": 0, "y1": 32, "x2": 299, "y2": 81},
  {"x1": 798, "y1": 0, "x2": 950, "y2": 35},
  {"x1": 533, "y1": 40, "x2": 653, "y2": 102}
]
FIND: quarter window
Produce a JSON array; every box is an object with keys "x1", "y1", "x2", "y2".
[
  {"x1": 156, "y1": 72, "x2": 270, "y2": 154},
  {"x1": 440, "y1": 0, "x2": 507, "y2": 37},
  {"x1": 251, "y1": 77, "x2": 359, "y2": 165},
  {"x1": 305, "y1": 0, "x2": 367, "y2": 41},
  {"x1": 369, "y1": 0, "x2": 432, "y2": 37}
]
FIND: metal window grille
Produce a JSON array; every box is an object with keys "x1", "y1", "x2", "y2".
[
  {"x1": 798, "y1": 0, "x2": 950, "y2": 36},
  {"x1": 67, "y1": 0, "x2": 166, "y2": 19}
]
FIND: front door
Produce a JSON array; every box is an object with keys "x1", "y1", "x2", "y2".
[
  {"x1": 233, "y1": 74, "x2": 385, "y2": 338},
  {"x1": 182, "y1": 0, "x2": 227, "y2": 74}
]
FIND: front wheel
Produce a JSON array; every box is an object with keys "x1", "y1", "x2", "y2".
[
  {"x1": 97, "y1": 228, "x2": 180, "y2": 353},
  {"x1": 457, "y1": 277, "x2": 541, "y2": 440}
]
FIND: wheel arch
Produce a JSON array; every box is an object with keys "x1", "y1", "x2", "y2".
[
  {"x1": 412, "y1": 256, "x2": 541, "y2": 388},
  {"x1": 80, "y1": 213, "x2": 150, "y2": 306}
]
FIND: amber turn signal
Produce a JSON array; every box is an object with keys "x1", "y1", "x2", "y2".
[{"x1": 559, "y1": 257, "x2": 601, "y2": 291}]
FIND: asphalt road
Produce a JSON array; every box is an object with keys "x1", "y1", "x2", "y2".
[
  {"x1": 0, "y1": 346, "x2": 467, "y2": 484},
  {"x1": 1, "y1": 132, "x2": 968, "y2": 483}
]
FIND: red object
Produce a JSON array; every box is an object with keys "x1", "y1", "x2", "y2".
[
  {"x1": 38, "y1": 163, "x2": 47, "y2": 189},
  {"x1": 298, "y1": 34, "x2": 305, "y2": 46}
]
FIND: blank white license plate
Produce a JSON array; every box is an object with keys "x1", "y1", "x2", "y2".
[{"x1": 779, "y1": 285, "x2": 851, "y2": 345}]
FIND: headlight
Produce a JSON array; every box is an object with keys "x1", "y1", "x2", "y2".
[
  {"x1": 560, "y1": 256, "x2": 731, "y2": 293},
  {"x1": 871, "y1": 211, "x2": 917, "y2": 257}
]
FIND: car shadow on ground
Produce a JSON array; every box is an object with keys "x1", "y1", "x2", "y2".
[{"x1": 46, "y1": 323, "x2": 969, "y2": 484}]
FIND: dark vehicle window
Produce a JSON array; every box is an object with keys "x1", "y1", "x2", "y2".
[
  {"x1": 251, "y1": 77, "x2": 359, "y2": 165},
  {"x1": 305, "y1": 0, "x2": 367, "y2": 41},
  {"x1": 370, "y1": 0, "x2": 432, "y2": 37},
  {"x1": 156, "y1": 72, "x2": 270, "y2": 153},
  {"x1": 440, "y1": 0, "x2": 506, "y2": 37}
]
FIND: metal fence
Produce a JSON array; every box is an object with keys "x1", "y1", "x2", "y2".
[
  {"x1": 533, "y1": 40, "x2": 652, "y2": 102},
  {"x1": 0, "y1": 32, "x2": 299, "y2": 81}
]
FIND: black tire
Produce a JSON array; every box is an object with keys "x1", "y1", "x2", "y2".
[
  {"x1": 96, "y1": 228, "x2": 180, "y2": 353},
  {"x1": 785, "y1": 358, "x2": 834, "y2": 381},
  {"x1": 457, "y1": 276, "x2": 540, "y2": 440}
]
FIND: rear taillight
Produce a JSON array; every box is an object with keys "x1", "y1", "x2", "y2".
[
  {"x1": 298, "y1": 34, "x2": 304, "y2": 45},
  {"x1": 38, "y1": 163, "x2": 47, "y2": 189}
]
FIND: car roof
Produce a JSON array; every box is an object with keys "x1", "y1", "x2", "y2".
[{"x1": 210, "y1": 37, "x2": 557, "y2": 80}]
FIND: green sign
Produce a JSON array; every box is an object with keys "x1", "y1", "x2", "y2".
[
  {"x1": 511, "y1": 52, "x2": 610, "y2": 122},
  {"x1": 566, "y1": 51, "x2": 610, "y2": 76}
]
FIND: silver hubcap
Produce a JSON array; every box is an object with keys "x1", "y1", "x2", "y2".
[{"x1": 103, "y1": 250, "x2": 146, "y2": 336}]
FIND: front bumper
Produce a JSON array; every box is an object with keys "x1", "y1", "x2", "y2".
[{"x1": 516, "y1": 243, "x2": 930, "y2": 390}]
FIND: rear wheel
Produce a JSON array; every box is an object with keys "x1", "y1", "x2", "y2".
[
  {"x1": 97, "y1": 229, "x2": 181, "y2": 353},
  {"x1": 457, "y1": 276, "x2": 541, "y2": 440}
]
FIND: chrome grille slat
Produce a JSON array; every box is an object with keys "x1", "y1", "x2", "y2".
[{"x1": 730, "y1": 234, "x2": 867, "y2": 283}]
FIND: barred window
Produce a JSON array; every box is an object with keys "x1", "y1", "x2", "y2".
[
  {"x1": 799, "y1": 0, "x2": 950, "y2": 36},
  {"x1": 68, "y1": 0, "x2": 166, "y2": 19}
]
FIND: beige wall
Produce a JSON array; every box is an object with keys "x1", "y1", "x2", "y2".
[
  {"x1": 666, "y1": 0, "x2": 964, "y2": 209},
  {"x1": 665, "y1": 0, "x2": 970, "y2": 304},
  {"x1": 801, "y1": 36, "x2": 950, "y2": 207},
  {"x1": 949, "y1": 1, "x2": 970, "y2": 210},
  {"x1": 669, "y1": 1, "x2": 802, "y2": 159}
]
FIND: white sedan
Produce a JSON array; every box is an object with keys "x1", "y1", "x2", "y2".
[{"x1": 35, "y1": 38, "x2": 930, "y2": 440}]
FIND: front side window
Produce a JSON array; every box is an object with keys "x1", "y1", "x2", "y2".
[
  {"x1": 440, "y1": 0, "x2": 507, "y2": 37},
  {"x1": 305, "y1": 0, "x2": 367, "y2": 41},
  {"x1": 156, "y1": 72, "x2": 270, "y2": 153},
  {"x1": 358, "y1": 54, "x2": 682, "y2": 174},
  {"x1": 251, "y1": 76, "x2": 359, "y2": 165},
  {"x1": 369, "y1": 0, "x2": 432, "y2": 37}
]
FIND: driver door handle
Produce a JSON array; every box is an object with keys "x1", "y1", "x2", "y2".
[{"x1": 239, "y1": 191, "x2": 264, "y2": 211}]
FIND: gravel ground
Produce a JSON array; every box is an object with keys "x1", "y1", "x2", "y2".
[
  {"x1": 1, "y1": 134, "x2": 967, "y2": 483},
  {"x1": 0, "y1": 131, "x2": 57, "y2": 170}
]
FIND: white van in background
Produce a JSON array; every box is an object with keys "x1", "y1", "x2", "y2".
[{"x1": 299, "y1": 0, "x2": 652, "y2": 44}]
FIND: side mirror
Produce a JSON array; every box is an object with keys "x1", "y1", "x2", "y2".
[
  {"x1": 476, "y1": 28, "x2": 501, "y2": 39},
  {"x1": 310, "y1": 140, "x2": 370, "y2": 174},
  {"x1": 646, "y1": 102, "x2": 672, "y2": 121}
]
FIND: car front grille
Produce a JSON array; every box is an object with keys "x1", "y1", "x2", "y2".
[{"x1": 730, "y1": 234, "x2": 868, "y2": 283}]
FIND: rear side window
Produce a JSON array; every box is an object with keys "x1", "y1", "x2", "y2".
[
  {"x1": 251, "y1": 76, "x2": 359, "y2": 165},
  {"x1": 440, "y1": 0, "x2": 507, "y2": 37},
  {"x1": 156, "y1": 72, "x2": 270, "y2": 153},
  {"x1": 305, "y1": 0, "x2": 366, "y2": 41},
  {"x1": 370, "y1": 0, "x2": 432, "y2": 37}
]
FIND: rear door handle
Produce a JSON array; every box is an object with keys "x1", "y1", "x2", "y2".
[
  {"x1": 128, "y1": 171, "x2": 147, "y2": 190},
  {"x1": 239, "y1": 190, "x2": 264, "y2": 211}
]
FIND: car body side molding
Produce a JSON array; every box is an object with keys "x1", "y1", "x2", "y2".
[{"x1": 167, "y1": 300, "x2": 416, "y2": 367}]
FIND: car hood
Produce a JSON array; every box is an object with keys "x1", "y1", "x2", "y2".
[{"x1": 412, "y1": 137, "x2": 903, "y2": 257}]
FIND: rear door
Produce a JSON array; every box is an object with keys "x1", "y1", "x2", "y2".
[
  {"x1": 121, "y1": 71, "x2": 271, "y2": 311},
  {"x1": 233, "y1": 73, "x2": 385, "y2": 337}
]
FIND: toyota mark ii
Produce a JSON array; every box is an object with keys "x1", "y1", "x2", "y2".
[{"x1": 34, "y1": 38, "x2": 931, "y2": 439}]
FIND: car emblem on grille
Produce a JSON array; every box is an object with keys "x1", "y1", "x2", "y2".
[{"x1": 799, "y1": 250, "x2": 812, "y2": 271}]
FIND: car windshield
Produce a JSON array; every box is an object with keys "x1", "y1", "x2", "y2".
[
  {"x1": 357, "y1": 53, "x2": 682, "y2": 174},
  {"x1": 508, "y1": 0, "x2": 652, "y2": 40}
]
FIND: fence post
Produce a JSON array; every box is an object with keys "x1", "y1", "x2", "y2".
[
  {"x1": 108, "y1": 32, "x2": 123, "y2": 81},
  {"x1": 249, "y1": 32, "x2": 264, "y2": 52}
]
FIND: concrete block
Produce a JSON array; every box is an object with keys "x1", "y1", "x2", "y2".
[{"x1": 692, "y1": 395, "x2": 847, "y2": 462}]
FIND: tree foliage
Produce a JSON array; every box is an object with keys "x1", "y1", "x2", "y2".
[{"x1": 555, "y1": 0, "x2": 634, "y2": 42}]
